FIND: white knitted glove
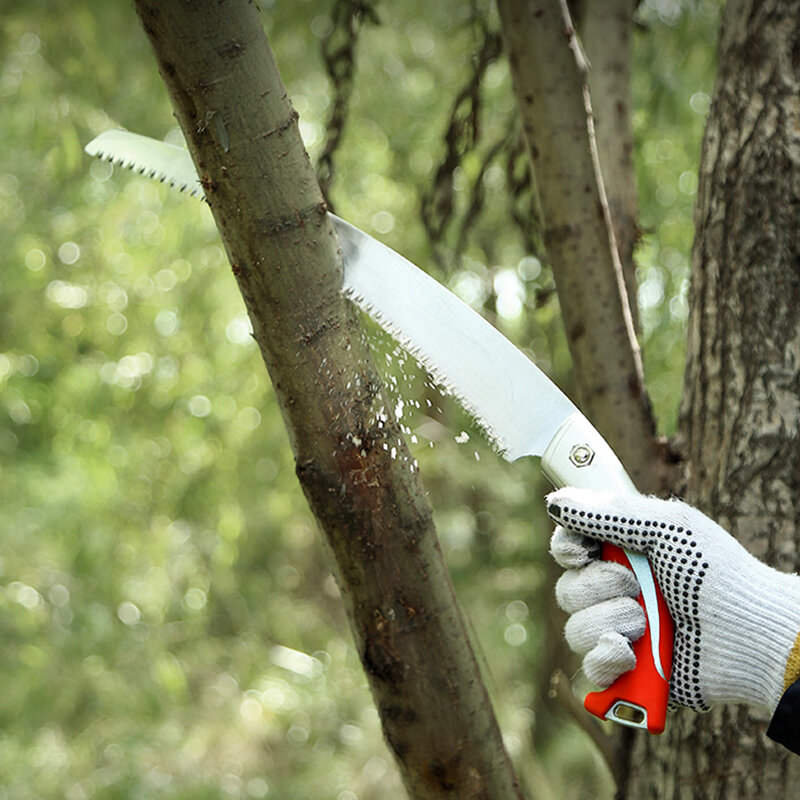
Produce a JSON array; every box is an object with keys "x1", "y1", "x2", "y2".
[{"x1": 547, "y1": 488, "x2": 800, "y2": 713}]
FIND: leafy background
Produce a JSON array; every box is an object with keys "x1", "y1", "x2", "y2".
[{"x1": 1, "y1": 1, "x2": 718, "y2": 797}]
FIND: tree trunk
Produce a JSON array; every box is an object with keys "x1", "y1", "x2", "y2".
[
  {"x1": 624, "y1": 1, "x2": 800, "y2": 795},
  {"x1": 131, "y1": 3, "x2": 523, "y2": 798},
  {"x1": 496, "y1": 0, "x2": 661, "y2": 493},
  {"x1": 579, "y1": 0, "x2": 641, "y2": 336}
]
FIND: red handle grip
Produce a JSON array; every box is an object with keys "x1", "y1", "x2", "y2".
[{"x1": 583, "y1": 542, "x2": 674, "y2": 734}]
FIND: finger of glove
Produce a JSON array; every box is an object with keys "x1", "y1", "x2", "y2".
[
  {"x1": 555, "y1": 560, "x2": 640, "y2": 614},
  {"x1": 546, "y1": 487, "x2": 731, "y2": 553},
  {"x1": 564, "y1": 596, "x2": 645, "y2": 656},
  {"x1": 583, "y1": 631, "x2": 636, "y2": 688},
  {"x1": 546, "y1": 488, "x2": 667, "y2": 555},
  {"x1": 549, "y1": 526, "x2": 600, "y2": 569}
]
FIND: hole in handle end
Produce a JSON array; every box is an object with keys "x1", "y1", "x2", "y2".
[{"x1": 606, "y1": 701, "x2": 648, "y2": 729}]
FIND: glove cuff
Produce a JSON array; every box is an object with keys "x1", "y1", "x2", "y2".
[{"x1": 784, "y1": 630, "x2": 800, "y2": 691}]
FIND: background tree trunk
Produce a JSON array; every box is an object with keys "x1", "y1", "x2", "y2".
[
  {"x1": 579, "y1": 0, "x2": 641, "y2": 336},
  {"x1": 496, "y1": 0, "x2": 660, "y2": 492},
  {"x1": 624, "y1": 0, "x2": 800, "y2": 795},
  {"x1": 131, "y1": 3, "x2": 523, "y2": 798}
]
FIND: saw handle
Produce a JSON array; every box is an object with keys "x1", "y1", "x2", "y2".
[
  {"x1": 583, "y1": 543, "x2": 674, "y2": 733},
  {"x1": 541, "y1": 412, "x2": 674, "y2": 734}
]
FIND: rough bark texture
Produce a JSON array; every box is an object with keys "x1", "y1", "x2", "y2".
[
  {"x1": 496, "y1": 0, "x2": 661, "y2": 493},
  {"x1": 624, "y1": 1, "x2": 800, "y2": 795},
  {"x1": 131, "y1": 3, "x2": 524, "y2": 798}
]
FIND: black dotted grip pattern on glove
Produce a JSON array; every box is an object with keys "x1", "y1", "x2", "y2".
[{"x1": 551, "y1": 503, "x2": 710, "y2": 711}]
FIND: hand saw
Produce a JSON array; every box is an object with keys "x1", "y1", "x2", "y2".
[{"x1": 85, "y1": 129, "x2": 674, "y2": 733}]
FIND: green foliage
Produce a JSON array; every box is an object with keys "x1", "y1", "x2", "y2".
[
  {"x1": 1, "y1": 0, "x2": 719, "y2": 798},
  {"x1": 633, "y1": 0, "x2": 722, "y2": 430}
]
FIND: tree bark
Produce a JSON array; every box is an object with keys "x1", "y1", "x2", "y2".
[
  {"x1": 624, "y1": 1, "x2": 800, "y2": 795},
  {"x1": 496, "y1": 0, "x2": 661, "y2": 493},
  {"x1": 579, "y1": 0, "x2": 641, "y2": 336},
  {"x1": 131, "y1": 3, "x2": 523, "y2": 798}
]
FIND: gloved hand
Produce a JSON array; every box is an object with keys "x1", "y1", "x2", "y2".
[{"x1": 547, "y1": 488, "x2": 800, "y2": 714}]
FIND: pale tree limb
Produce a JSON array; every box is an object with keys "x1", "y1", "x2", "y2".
[
  {"x1": 496, "y1": 0, "x2": 661, "y2": 492},
  {"x1": 131, "y1": 2, "x2": 524, "y2": 798}
]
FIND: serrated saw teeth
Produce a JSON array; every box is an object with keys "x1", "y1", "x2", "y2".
[
  {"x1": 91, "y1": 149, "x2": 198, "y2": 197},
  {"x1": 85, "y1": 130, "x2": 205, "y2": 198},
  {"x1": 343, "y1": 286, "x2": 508, "y2": 456}
]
